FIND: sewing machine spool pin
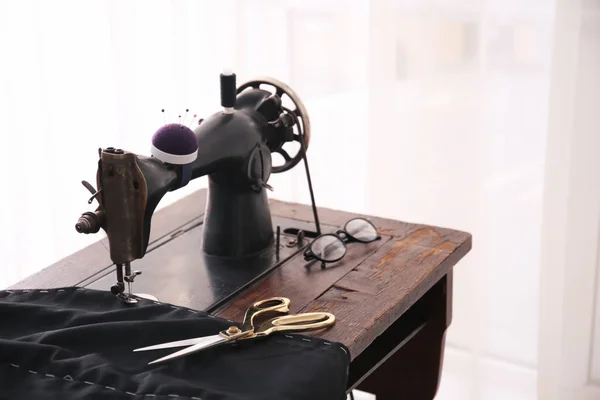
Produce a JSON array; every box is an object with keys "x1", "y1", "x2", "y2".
[{"x1": 276, "y1": 226, "x2": 281, "y2": 258}]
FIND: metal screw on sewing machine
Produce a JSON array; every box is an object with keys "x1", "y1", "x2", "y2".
[
  {"x1": 269, "y1": 113, "x2": 295, "y2": 129},
  {"x1": 287, "y1": 230, "x2": 306, "y2": 248},
  {"x1": 103, "y1": 147, "x2": 124, "y2": 155},
  {"x1": 297, "y1": 230, "x2": 305, "y2": 247},
  {"x1": 110, "y1": 282, "x2": 124, "y2": 295},
  {"x1": 227, "y1": 326, "x2": 241, "y2": 335},
  {"x1": 124, "y1": 270, "x2": 142, "y2": 283}
]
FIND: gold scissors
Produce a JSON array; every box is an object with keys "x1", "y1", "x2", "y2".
[{"x1": 133, "y1": 297, "x2": 336, "y2": 365}]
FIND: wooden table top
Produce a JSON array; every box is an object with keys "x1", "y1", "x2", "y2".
[{"x1": 10, "y1": 188, "x2": 472, "y2": 360}]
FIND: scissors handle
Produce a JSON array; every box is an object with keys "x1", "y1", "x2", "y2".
[
  {"x1": 253, "y1": 312, "x2": 335, "y2": 337},
  {"x1": 238, "y1": 297, "x2": 291, "y2": 332}
]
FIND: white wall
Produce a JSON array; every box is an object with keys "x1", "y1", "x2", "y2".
[
  {"x1": 537, "y1": 0, "x2": 600, "y2": 398},
  {"x1": 365, "y1": 2, "x2": 551, "y2": 399}
]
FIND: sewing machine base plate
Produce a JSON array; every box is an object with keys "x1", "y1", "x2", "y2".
[{"x1": 82, "y1": 215, "x2": 331, "y2": 312}]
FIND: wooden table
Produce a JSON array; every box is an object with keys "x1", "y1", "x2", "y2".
[{"x1": 10, "y1": 189, "x2": 472, "y2": 400}]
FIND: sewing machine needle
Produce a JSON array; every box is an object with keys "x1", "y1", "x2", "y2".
[{"x1": 124, "y1": 261, "x2": 132, "y2": 295}]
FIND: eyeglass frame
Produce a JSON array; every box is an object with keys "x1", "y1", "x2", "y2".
[{"x1": 303, "y1": 217, "x2": 381, "y2": 264}]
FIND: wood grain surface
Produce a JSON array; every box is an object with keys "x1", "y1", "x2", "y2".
[
  {"x1": 216, "y1": 201, "x2": 472, "y2": 359},
  {"x1": 9, "y1": 188, "x2": 472, "y2": 366}
]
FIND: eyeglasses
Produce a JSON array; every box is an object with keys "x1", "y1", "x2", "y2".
[{"x1": 303, "y1": 218, "x2": 381, "y2": 266}]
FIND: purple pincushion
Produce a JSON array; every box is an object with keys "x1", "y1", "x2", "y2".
[{"x1": 151, "y1": 123, "x2": 198, "y2": 165}]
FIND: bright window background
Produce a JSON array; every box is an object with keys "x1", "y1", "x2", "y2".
[{"x1": 2, "y1": 1, "x2": 598, "y2": 399}]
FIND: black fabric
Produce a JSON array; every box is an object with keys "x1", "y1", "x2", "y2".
[{"x1": 0, "y1": 287, "x2": 350, "y2": 400}]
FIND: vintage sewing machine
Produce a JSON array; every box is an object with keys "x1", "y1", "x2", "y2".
[{"x1": 75, "y1": 71, "x2": 323, "y2": 309}]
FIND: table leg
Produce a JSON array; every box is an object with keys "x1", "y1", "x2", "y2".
[
  {"x1": 352, "y1": 272, "x2": 452, "y2": 400},
  {"x1": 356, "y1": 321, "x2": 447, "y2": 399}
]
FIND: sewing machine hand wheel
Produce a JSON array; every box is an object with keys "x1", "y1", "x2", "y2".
[{"x1": 237, "y1": 77, "x2": 311, "y2": 173}]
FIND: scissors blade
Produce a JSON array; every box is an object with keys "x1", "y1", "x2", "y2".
[
  {"x1": 133, "y1": 335, "x2": 220, "y2": 352},
  {"x1": 147, "y1": 335, "x2": 228, "y2": 365}
]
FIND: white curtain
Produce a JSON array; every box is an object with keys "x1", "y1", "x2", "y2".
[{"x1": 1, "y1": 1, "x2": 597, "y2": 399}]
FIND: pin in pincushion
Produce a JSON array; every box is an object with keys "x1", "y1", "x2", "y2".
[{"x1": 151, "y1": 123, "x2": 198, "y2": 165}]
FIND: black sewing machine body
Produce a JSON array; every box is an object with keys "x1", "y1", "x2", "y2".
[{"x1": 76, "y1": 73, "x2": 318, "y2": 306}]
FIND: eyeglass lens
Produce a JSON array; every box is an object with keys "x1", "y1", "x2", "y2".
[
  {"x1": 310, "y1": 235, "x2": 346, "y2": 262},
  {"x1": 345, "y1": 218, "x2": 378, "y2": 242}
]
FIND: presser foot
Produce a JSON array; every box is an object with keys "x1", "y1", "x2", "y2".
[
  {"x1": 111, "y1": 263, "x2": 142, "y2": 304},
  {"x1": 111, "y1": 282, "x2": 139, "y2": 304},
  {"x1": 117, "y1": 292, "x2": 139, "y2": 304}
]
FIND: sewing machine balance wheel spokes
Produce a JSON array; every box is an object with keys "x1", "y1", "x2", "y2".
[{"x1": 237, "y1": 77, "x2": 311, "y2": 173}]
